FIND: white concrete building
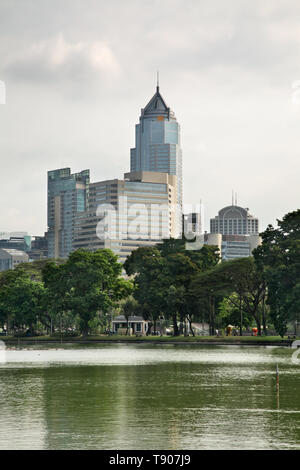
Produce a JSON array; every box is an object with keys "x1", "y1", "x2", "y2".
[{"x1": 0, "y1": 248, "x2": 29, "y2": 271}]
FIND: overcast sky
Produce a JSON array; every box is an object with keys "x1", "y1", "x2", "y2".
[{"x1": 0, "y1": 0, "x2": 299, "y2": 235}]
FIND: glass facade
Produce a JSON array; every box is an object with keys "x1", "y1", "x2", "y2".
[
  {"x1": 73, "y1": 174, "x2": 174, "y2": 263},
  {"x1": 130, "y1": 86, "x2": 182, "y2": 235},
  {"x1": 47, "y1": 168, "x2": 89, "y2": 258}
]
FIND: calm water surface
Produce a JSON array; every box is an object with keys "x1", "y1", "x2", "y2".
[{"x1": 0, "y1": 343, "x2": 299, "y2": 450}]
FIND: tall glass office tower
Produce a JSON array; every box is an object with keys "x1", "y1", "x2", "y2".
[
  {"x1": 130, "y1": 84, "x2": 183, "y2": 234},
  {"x1": 47, "y1": 168, "x2": 89, "y2": 258}
]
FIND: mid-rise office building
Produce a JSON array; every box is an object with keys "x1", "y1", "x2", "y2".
[
  {"x1": 210, "y1": 204, "x2": 259, "y2": 235},
  {"x1": 47, "y1": 168, "x2": 89, "y2": 258},
  {"x1": 0, "y1": 235, "x2": 31, "y2": 252},
  {"x1": 29, "y1": 234, "x2": 48, "y2": 260},
  {"x1": 206, "y1": 203, "x2": 260, "y2": 259},
  {"x1": 73, "y1": 171, "x2": 177, "y2": 263},
  {"x1": 0, "y1": 233, "x2": 48, "y2": 261},
  {"x1": 204, "y1": 233, "x2": 261, "y2": 260}
]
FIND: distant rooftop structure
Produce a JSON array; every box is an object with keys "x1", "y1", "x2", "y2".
[
  {"x1": 0, "y1": 231, "x2": 28, "y2": 240},
  {"x1": 113, "y1": 315, "x2": 146, "y2": 323},
  {"x1": 0, "y1": 248, "x2": 27, "y2": 256},
  {"x1": 210, "y1": 204, "x2": 259, "y2": 235},
  {"x1": 0, "y1": 248, "x2": 29, "y2": 271}
]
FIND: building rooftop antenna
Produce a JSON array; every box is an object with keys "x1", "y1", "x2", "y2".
[{"x1": 157, "y1": 70, "x2": 159, "y2": 92}]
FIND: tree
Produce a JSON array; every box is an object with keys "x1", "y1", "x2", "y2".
[
  {"x1": 218, "y1": 294, "x2": 252, "y2": 331},
  {"x1": 254, "y1": 209, "x2": 300, "y2": 337},
  {"x1": 43, "y1": 249, "x2": 133, "y2": 336},
  {"x1": 124, "y1": 246, "x2": 166, "y2": 333},
  {"x1": 124, "y1": 239, "x2": 220, "y2": 335},
  {"x1": 120, "y1": 296, "x2": 139, "y2": 335},
  {"x1": 191, "y1": 257, "x2": 267, "y2": 335},
  {"x1": 0, "y1": 268, "x2": 45, "y2": 335}
]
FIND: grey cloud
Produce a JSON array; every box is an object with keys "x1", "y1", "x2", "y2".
[
  {"x1": 4, "y1": 34, "x2": 120, "y2": 86},
  {"x1": 0, "y1": 0, "x2": 299, "y2": 236}
]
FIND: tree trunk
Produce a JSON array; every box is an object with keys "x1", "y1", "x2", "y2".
[
  {"x1": 211, "y1": 297, "x2": 215, "y2": 336},
  {"x1": 209, "y1": 296, "x2": 215, "y2": 336},
  {"x1": 188, "y1": 315, "x2": 195, "y2": 336},
  {"x1": 262, "y1": 293, "x2": 267, "y2": 335},
  {"x1": 239, "y1": 295, "x2": 243, "y2": 336},
  {"x1": 172, "y1": 313, "x2": 179, "y2": 336},
  {"x1": 253, "y1": 315, "x2": 262, "y2": 336},
  {"x1": 81, "y1": 327, "x2": 89, "y2": 337},
  {"x1": 146, "y1": 322, "x2": 153, "y2": 336},
  {"x1": 208, "y1": 296, "x2": 212, "y2": 335}
]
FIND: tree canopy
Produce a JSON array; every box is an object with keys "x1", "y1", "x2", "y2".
[{"x1": 253, "y1": 209, "x2": 300, "y2": 336}]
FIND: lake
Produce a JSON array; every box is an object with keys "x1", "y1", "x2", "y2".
[{"x1": 0, "y1": 343, "x2": 299, "y2": 450}]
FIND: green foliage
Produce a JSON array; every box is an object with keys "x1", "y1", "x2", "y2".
[
  {"x1": 253, "y1": 209, "x2": 300, "y2": 337},
  {"x1": 0, "y1": 209, "x2": 297, "y2": 340},
  {"x1": 124, "y1": 238, "x2": 220, "y2": 335},
  {"x1": 218, "y1": 294, "x2": 252, "y2": 329},
  {"x1": 0, "y1": 268, "x2": 45, "y2": 334},
  {"x1": 119, "y1": 296, "x2": 140, "y2": 335},
  {"x1": 191, "y1": 257, "x2": 266, "y2": 335},
  {"x1": 42, "y1": 249, "x2": 133, "y2": 335}
]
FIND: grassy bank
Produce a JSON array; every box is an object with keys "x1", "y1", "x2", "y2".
[{"x1": 1, "y1": 334, "x2": 297, "y2": 346}]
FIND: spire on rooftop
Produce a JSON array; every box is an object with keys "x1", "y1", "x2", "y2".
[{"x1": 142, "y1": 77, "x2": 172, "y2": 118}]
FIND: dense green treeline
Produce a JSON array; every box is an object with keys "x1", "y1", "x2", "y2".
[
  {"x1": 0, "y1": 250, "x2": 133, "y2": 336},
  {"x1": 0, "y1": 210, "x2": 299, "y2": 337}
]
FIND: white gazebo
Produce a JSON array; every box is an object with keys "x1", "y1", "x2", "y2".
[{"x1": 112, "y1": 315, "x2": 149, "y2": 336}]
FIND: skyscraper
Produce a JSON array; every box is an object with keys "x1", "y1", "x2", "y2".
[
  {"x1": 48, "y1": 82, "x2": 183, "y2": 261},
  {"x1": 130, "y1": 84, "x2": 183, "y2": 236},
  {"x1": 47, "y1": 168, "x2": 89, "y2": 258}
]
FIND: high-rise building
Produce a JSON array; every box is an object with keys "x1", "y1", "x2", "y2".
[
  {"x1": 48, "y1": 83, "x2": 183, "y2": 261},
  {"x1": 73, "y1": 171, "x2": 177, "y2": 263},
  {"x1": 47, "y1": 168, "x2": 89, "y2": 258},
  {"x1": 130, "y1": 84, "x2": 182, "y2": 236},
  {"x1": 210, "y1": 204, "x2": 259, "y2": 235}
]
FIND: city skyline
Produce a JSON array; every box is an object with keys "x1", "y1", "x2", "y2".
[{"x1": 0, "y1": 0, "x2": 300, "y2": 236}]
